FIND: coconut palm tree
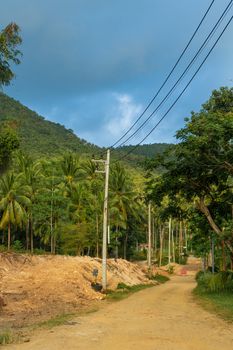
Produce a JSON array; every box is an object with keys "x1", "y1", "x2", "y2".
[
  {"x1": 61, "y1": 153, "x2": 80, "y2": 190},
  {"x1": 109, "y1": 163, "x2": 136, "y2": 259},
  {"x1": 17, "y1": 154, "x2": 42, "y2": 253},
  {"x1": 83, "y1": 159, "x2": 103, "y2": 257},
  {"x1": 0, "y1": 172, "x2": 31, "y2": 250}
]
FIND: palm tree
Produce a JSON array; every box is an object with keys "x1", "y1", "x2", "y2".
[
  {"x1": 83, "y1": 159, "x2": 103, "y2": 257},
  {"x1": 0, "y1": 173, "x2": 30, "y2": 250},
  {"x1": 61, "y1": 153, "x2": 80, "y2": 190},
  {"x1": 17, "y1": 154, "x2": 42, "y2": 252},
  {"x1": 68, "y1": 183, "x2": 87, "y2": 224},
  {"x1": 109, "y1": 163, "x2": 136, "y2": 259}
]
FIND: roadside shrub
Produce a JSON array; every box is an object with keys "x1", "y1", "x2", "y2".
[
  {"x1": 196, "y1": 271, "x2": 233, "y2": 293},
  {"x1": 12, "y1": 240, "x2": 24, "y2": 251},
  {"x1": 130, "y1": 250, "x2": 147, "y2": 261},
  {"x1": 0, "y1": 245, "x2": 7, "y2": 252},
  {"x1": 117, "y1": 282, "x2": 130, "y2": 290},
  {"x1": 150, "y1": 274, "x2": 170, "y2": 284},
  {"x1": 33, "y1": 248, "x2": 47, "y2": 255},
  {"x1": 167, "y1": 265, "x2": 174, "y2": 274}
]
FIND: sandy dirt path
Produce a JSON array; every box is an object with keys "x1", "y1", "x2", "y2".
[{"x1": 6, "y1": 274, "x2": 233, "y2": 350}]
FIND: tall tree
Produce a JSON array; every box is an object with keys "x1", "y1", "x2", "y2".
[
  {"x1": 0, "y1": 125, "x2": 19, "y2": 174},
  {"x1": 0, "y1": 23, "x2": 22, "y2": 86},
  {"x1": 0, "y1": 23, "x2": 21, "y2": 173},
  {"x1": 109, "y1": 163, "x2": 137, "y2": 259},
  {"x1": 17, "y1": 154, "x2": 42, "y2": 252},
  {"x1": 0, "y1": 173, "x2": 30, "y2": 250},
  {"x1": 147, "y1": 87, "x2": 233, "y2": 267}
]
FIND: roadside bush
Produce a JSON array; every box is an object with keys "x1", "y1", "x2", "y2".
[
  {"x1": 12, "y1": 240, "x2": 24, "y2": 251},
  {"x1": 167, "y1": 265, "x2": 174, "y2": 274},
  {"x1": 0, "y1": 245, "x2": 7, "y2": 252},
  {"x1": 196, "y1": 271, "x2": 233, "y2": 293},
  {"x1": 33, "y1": 248, "x2": 47, "y2": 255},
  {"x1": 150, "y1": 274, "x2": 170, "y2": 284},
  {"x1": 130, "y1": 250, "x2": 147, "y2": 261},
  {"x1": 117, "y1": 282, "x2": 130, "y2": 290}
]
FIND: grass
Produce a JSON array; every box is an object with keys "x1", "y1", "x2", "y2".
[
  {"x1": 193, "y1": 286, "x2": 233, "y2": 322},
  {"x1": 106, "y1": 276, "x2": 170, "y2": 301},
  {"x1": 150, "y1": 274, "x2": 170, "y2": 284},
  {"x1": 35, "y1": 313, "x2": 76, "y2": 329},
  {"x1": 0, "y1": 330, "x2": 13, "y2": 345},
  {"x1": 34, "y1": 305, "x2": 100, "y2": 330},
  {"x1": 106, "y1": 283, "x2": 156, "y2": 301}
]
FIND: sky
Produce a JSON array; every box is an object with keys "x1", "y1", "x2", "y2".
[{"x1": 1, "y1": 0, "x2": 233, "y2": 147}]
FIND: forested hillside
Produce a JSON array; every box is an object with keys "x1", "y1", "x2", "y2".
[
  {"x1": 117, "y1": 143, "x2": 171, "y2": 159},
  {"x1": 0, "y1": 93, "x2": 100, "y2": 158},
  {"x1": 0, "y1": 93, "x2": 171, "y2": 163}
]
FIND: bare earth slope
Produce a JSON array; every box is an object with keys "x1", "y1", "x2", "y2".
[
  {"x1": 6, "y1": 269, "x2": 233, "y2": 349},
  {"x1": 0, "y1": 253, "x2": 149, "y2": 328}
]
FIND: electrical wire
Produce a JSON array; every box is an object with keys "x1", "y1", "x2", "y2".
[
  {"x1": 115, "y1": 13, "x2": 233, "y2": 163},
  {"x1": 109, "y1": 0, "x2": 216, "y2": 148},
  {"x1": 115, "y1": 0, "x2": 233, "y2": 148},
  {"x1": 93, "y1": 0, "x2": 216, "y2": 158}
]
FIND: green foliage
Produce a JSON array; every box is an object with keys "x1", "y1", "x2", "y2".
[
  {"x1": 106, "y1": 283, "x2": 154, "y2": 301},
  {"x1": 12, "y1": 240, "x2": 24, "y2": 251},
  {"x1": 150, "y1": 274, "x2": 170, "y2": 283},
  {"x1": 117, "y1": 282, "x2": 130, "y2": 290},
  {"x1": 0, "y1": 330, "x2": 12, "y2": 345},
  {"x1": 0, "y1": 245, "x2": 7, "y2": 252},
  {"x1": 0, "y1": 23, "x2": 22, "y2": 86},
  {"x1": 146, "y1": 87, "x2": 233, "y2": 268},
  {"x1": 196, "y1": 271, "x2": 233, "y2": 293},
  {"x1": 35, "y1": 313, "x2": 75, "y2": 329},
  {"x1": 0, "y1": 93, "x2": 100, "y2": 159},
  {"x1": 0, "y1": 91, "x2": 210, "y2": 260},
  {"x1": 194, "y1": 289, "x2": 233, "y2": 322},
  {"x1": 130, "y1": 250, "x2": 147, "y2": 261},
  {"x1": 167, "y1": 265, "x2": 174, "y2": 274},
  {"x1": 0, "y1": 126, "x2": 19, "y2": 174},
  {"x1": 194, "y1": 270, "x2": 233, "y2": 322},
  {"x1": 117, "y1": 143, "x2": 171, "y2": 166}
]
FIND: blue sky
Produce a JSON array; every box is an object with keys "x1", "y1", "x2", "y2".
[{"x1": 1, "y1": 0, "x2": 233, "y2": 146}]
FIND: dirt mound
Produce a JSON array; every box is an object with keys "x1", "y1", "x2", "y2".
[{"x1": 0, "y1": 253, "x2": 150, "y2": 328}]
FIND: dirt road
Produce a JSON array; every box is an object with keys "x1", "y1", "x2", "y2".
[{"x1": 6, "y1": 274, "x2": 233, "y2": 350}]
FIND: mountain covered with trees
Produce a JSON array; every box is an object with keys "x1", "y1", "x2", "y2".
[
  {"x1": 117, "y1": 143, "x2": 171, "y2": 159},
  {"x1": 0, "y1": 93, "x2": 100, "y2": 158},
  {"x1": 0, "y1": 93, "x2": 171, "y2": 163}
]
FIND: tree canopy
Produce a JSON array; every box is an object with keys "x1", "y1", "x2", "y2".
[
  {"x1": 0, "y1": 22, "x2": 22, "y2": 86},
  {"x1": 146, "y1": 87, "x2": 233, "y2": 267}
]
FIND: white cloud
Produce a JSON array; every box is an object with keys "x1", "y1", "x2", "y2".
[{"x1": 105, "y1": 93, "x2": 143, "y2": 138}]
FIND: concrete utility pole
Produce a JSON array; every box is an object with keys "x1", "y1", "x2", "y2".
[
  {"x1": 168, "y1": 217, "x2": 172, "y2": 264},
  {"x1": 211, "y1": 236, "x2": 215, "y2": 274},
  {"x1": 92, "y1": 149, "x2": 110, "y2": 291},
  {"x1": 148, "y1": 202, "x2": 152, "y2": 271}
]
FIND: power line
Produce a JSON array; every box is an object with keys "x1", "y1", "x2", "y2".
[
  {"x1": 115, "y1": 0, "x2": 233, "y2": 149},
  {"x1": 115, "y1": 13, "x2": 233, "y2": 163},
  {"x1": 93, "y1": 0, "x2": 216, "y2": 158},
  {"x1": 109, "y1": 0, "x2": 216, "y2": 149}
]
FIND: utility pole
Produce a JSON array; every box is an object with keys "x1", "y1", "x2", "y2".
[
  {"x1": 168, "y1": 217, "x2": 172, "y2": 264},
  {"x1": 92, "y1": 149, "x2": 110, "y2": 291},
  {"x1": 50, "y1": 169, "x2": 54, "y2": 254},
  {"x1": 148, "y1": 202, "x2": 152, "y2": 271},
  {"x1": 211, "y1": 236, "x2": 215, "y2": 274}
]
